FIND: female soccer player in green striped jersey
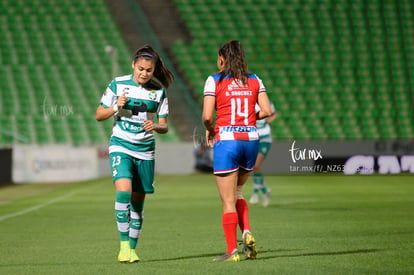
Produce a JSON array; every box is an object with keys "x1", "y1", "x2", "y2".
[
  {"x1": 250, "y1": 102, "x2": 277, "y2": 207},
  {"x1": 96, "y1": 45, "x2": 173, "y2": 263}
]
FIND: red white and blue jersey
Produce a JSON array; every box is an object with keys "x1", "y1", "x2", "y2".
[{"x1": 203, "y1": 73, "x2": 266, "y2": 141}]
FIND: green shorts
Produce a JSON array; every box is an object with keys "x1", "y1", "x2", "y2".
[
  {"x1": 110, "y1": 152, "x2": 155, "y2": 194},
  {"x1": 258, "y1": 141, "x2": 272, "y2": 157}
]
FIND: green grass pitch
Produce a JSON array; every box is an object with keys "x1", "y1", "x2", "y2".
[{"x1": 0, "y1": 174, "x2": 413, "y2": 274}]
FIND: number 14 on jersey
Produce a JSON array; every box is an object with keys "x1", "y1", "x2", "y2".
[{"x1": 230, "y1": 98, "x2": 248, "y2": 125}]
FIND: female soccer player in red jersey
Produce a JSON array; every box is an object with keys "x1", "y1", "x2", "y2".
[{"x1": 202, "y1": 40, "x2": 272, "y2": 262}]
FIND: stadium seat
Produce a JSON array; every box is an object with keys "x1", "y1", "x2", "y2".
[
  {"x1": 171, "y1": 0, "x2": 413, "y2": 140},
  {"x1": 0, "y1": 0, "x2": 181, "y2": 146}
]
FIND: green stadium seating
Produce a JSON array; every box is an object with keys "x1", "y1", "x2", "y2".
[
  {"x1": 172, "y1": 0, "x2": 414, "y2": 140},
  {"x1": 1, "y1": 0, "x2": 412, "y2": 144},
  {"x1": 0, "y1": 0, "x2": 179, "y2": 146}
]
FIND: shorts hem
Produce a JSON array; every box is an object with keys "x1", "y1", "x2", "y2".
[
  {"x1": 240, "y1": 166, "x2": 254, "y2": 171},
  {"x1": 214, "y1": 167, "x2": 239, "y2": 175},
  {"x1": 113, "y1": 176, "x2": 133, "y2": 183}
]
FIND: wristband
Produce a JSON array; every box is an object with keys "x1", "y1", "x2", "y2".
[{"x1": 113, "y1": 104, "x2": 119, "y2": 113}]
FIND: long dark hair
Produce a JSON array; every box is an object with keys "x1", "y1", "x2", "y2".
[
  {"x1": 218, "y1": 40, "x2": 248, "y2": 85},
  {"x1": 132, "y1": 45, "x2": 174, "y2": 89}
]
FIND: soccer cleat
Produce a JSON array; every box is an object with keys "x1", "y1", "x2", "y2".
[
  {"x1": 249, "y1": 193, "x2": 259, "y2": 205},
  {"x1": 262, "y1": 188, "x2": 271, "y2": 207},
  {"x1": 117, "y1": 241, "x2": 130, "y2": 263},
  {"x1": 243, "y1": 232, "x2": 258, "y2": 260},
  {"x1": 213, "y1": 249, "x2": 240, "y2": 262},
  {"x1": 129, "y1": 249, "x2": 140, "y2": 263}
]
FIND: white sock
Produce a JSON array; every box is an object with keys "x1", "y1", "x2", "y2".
[{"x1": 242, "y1": 229, "x2": 251, "y2": 240}]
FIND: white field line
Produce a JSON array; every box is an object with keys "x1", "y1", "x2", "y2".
[
  {"x1": 0, "y1": 192, "x2": 76, "y2": 222},
  {"x1": 0, "y1": 182, "x2": 103, "y2": 222}
]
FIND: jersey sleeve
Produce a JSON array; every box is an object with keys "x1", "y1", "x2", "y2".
[
  {"x1": 203, "y1": 75, "x2": 216, "y2": 96},
  {"x1": 100, "y1": 79, "x2": 117, "y2": 108},
  {"x1": 255, "y1": 103, "x2": 261, "y2": 113},
  {"x1": 270, "y1": 102, "x2": 276, "y2": 113},
  {"x1": 157, "y1": 90, "x2": 169, "y2": 118},
  {"x1": 255, "y1": 74, "x2": 266, "y2": 93},
  {"x1": 256, "y1": 102, "x2": 276, "y2": 114}
]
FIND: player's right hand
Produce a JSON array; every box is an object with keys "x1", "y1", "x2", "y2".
[
  {"x1": 117, "y1": 92, "x2": 127, "y2": 108},
  {"x1": 205, "y1": 128, "x2": 215, "y2": 147}
]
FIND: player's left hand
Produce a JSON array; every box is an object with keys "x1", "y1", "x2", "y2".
[{"x1": 143, "y1": 120, "x2": 154, "y2": 132}]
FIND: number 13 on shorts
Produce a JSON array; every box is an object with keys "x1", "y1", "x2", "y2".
[{"x1": 112, "y1": 155, "x2": 121, "y2": 176}]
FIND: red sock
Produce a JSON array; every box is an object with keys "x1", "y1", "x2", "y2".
[
  {"x1": 236, "y1": 199, "x2": 250, "y2": 232},
  {"x1": 222, "y1": 212, "x2": 238, "y2": 254}
]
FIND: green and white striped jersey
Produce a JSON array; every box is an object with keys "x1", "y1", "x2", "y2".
[
  {"x1": 100, "y1": 74, "x2": 168, "y2": 160},
  {"x1": 255, "y1": 102, "x2": 276, "y2": 143}
]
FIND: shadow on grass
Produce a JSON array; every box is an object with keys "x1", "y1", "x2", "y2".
[
  {"x1": 147, "y1": 249, "x2": 298, "y2": 262},
  {"x1": 148, "y1": 248, "x2": 381, "y2": 262}
]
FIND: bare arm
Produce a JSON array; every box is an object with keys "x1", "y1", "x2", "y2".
[
  {"x1": 143, "y1": 117, "x2": 168, "y2": 134},
  {"x1": 256, "y1": 92, "x2": 272, "y2": 120},
  {"x1": 266, "y1": 111, "x2": 278, "y2": 124},
  {"x1": 202, "y1": 96, "x2": 215, "y2": 130},
  {"x1": 95, "y1": 104, "x2": 116, "y2": 121},
  {"x1": 95, "y1": 92, "x2": 127, "y2": 121},
  {"x1": 202, "y1": 96, "x2": 216, "y2": 147}
]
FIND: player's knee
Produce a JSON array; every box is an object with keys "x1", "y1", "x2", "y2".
[{"x1": 236, "y1": 185, "x2": 244, "y2": 199}]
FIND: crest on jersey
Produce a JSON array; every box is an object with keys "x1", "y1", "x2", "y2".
[{"x1": 148, "y1": 89, "x2": 157, "y2": 100}]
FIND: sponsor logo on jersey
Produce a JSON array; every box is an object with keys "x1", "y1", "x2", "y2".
[
  {"x1": 219, "y1": 126, "x2": 257, "y2": 134},
  {"x1": 227, "y1": 79, "x2": 247, "y2": 90},
  {"x1": 131, "y1": 100, "x2": 147, "y2": 115},
  {"x1": 121, "y1": 121, "x2": 143, "y2": 132}
]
